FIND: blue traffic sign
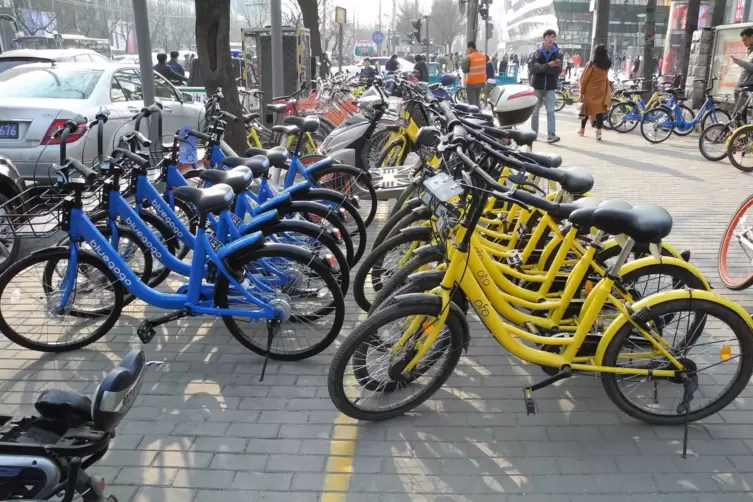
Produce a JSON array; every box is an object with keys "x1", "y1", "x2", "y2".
[{"x1": 372, "y1": 31, "x2": 384, "y2": 45}]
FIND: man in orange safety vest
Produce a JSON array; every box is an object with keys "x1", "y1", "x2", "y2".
[{"x1": 462, "y1": 41, "x2": 486, "y2": 108}]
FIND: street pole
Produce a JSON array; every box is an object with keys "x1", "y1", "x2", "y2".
[
  {"x1": 424, "y1": 15, "x2": 429, "y2": 58},
  {"x1": 679, "y1": 0, "x2": 700, "y2": 89},
  {"x1": 642, "y1": 0, "x2": 656, "y2": 92},
  {"x1": 338, "y1": 22, "x2": 343, "y2": 71},
  {"x1": 132, "y1": 0, "x2": 155, "y2": 106},
  {"x1": 322, "y1": 0, "x2": 327, "y2": 51},
  {"x1": 484, "y1": 21, "x2": 488, "y2": 54},
  {"x1": 709, "y1": 0, "x2": 726, "y2": 27},
  {"x1": 270, "y1": 0, "x2": 284, "y2": 98},
  {"x1": 378, "y1": 0, "x2": 382, "y2": 54},
  {"x1": 590, "y1": 0, "x2": 610, "y2": 58},
  {"x1": 466, "y1": 0, "x2": 479, "y2": 45}
]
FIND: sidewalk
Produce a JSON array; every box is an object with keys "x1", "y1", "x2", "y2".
[{"x1": 3, "y1": 107, "x2": 753, "y2": 501}]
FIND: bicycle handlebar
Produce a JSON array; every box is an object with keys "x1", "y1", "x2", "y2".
[
  {"x1": 112, "y1": 148, "x2": 150, "y2": 168},
  {"x1": 65, "y1": 157, "x2": 98, "y2": 183},
  {"x1": 185, "y1": 129, "x2": 213, "y2": 142}
]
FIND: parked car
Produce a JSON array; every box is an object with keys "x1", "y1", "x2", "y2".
[
  {"x1": 0, "y1": 62, "x2": 205, "y2": 182},
  {"x1": 0, "y1": 49, "x2": 110, "y2": 74}
]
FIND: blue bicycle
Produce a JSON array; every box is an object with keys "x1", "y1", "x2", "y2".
[
  {"x1": 0, "y1": 151, "x2": 345, "y2": 362},
  {"x1": 640, "y1": 81, "x2": 731, "y2": 144}
]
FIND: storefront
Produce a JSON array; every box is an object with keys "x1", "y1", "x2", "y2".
[{"x1": 661, "y1": 0, "x2": 711, "y2": 75}]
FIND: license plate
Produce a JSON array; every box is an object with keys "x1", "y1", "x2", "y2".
[{"x1": 0, "y1": 123, "x2": 18, "y2": 139}]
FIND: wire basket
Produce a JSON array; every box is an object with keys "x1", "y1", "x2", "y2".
[{"x1": 0, "y1": 182, "x2": 104, "y2": 239}]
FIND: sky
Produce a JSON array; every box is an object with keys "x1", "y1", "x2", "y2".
[{"x1": 332, "y1": 0, "x2": 434, "y2": 31}]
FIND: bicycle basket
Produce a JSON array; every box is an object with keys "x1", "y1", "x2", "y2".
[
  {"x1": 406, "y1": 100, "x2": 429, "y2": 128},
  {"x1": 419, "y1": 173, "x2": 462, "y2": 240}
]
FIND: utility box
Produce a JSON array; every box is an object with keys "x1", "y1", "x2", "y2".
[{"x1": 242, "y1": 26, "x2": 311, "y2": 125}]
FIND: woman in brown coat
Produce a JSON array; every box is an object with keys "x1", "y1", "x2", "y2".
[{"x1": 578, "y1": 44, "x2": 613, "y2": 140}]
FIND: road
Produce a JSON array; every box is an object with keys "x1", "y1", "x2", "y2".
[{"x1": 3, "y1": 107, "x2": 753, "y2": 501}]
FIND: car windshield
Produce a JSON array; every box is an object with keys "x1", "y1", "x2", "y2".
[{"x1": 0, "y1": 67, "x2": 102, "y2": 99}]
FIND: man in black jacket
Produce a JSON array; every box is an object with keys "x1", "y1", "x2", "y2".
[
  {"x1": 527, "y1": 29, "x2": 562, "y2": 143},
  {"x1": 154, "y1": 53, "x2": 188, "y2": 85},
  {"x1": 414, "y1": 55, "x2": 429, "y2": 82},
  {"x1": 385, "y1": 54, "x2": 399, "y2": 73}
]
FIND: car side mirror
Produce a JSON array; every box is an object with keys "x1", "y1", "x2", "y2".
[{"x1": 182, "y1": 92, "x2": 194, "y2": 103}]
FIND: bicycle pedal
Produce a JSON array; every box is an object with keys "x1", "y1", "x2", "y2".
[
  {"x1": 137, "y1": 320, "x2": 156, "y2": 344},
  {"x1": 506, "y1": 251, "x2": 523, "y2": 269},
  {"x1": 523, "y1": 387, "x2": 536, "y2": 415}
]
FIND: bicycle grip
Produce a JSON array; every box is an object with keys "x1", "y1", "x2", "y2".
[
  {"x1": 220, "y1": 111, "x2": 239, "y2": 122},
  {"x1": 507, "y1": 187, "x2": 558, "y2": 213},
  {"x1": 65, "y1": 157, "x2": 97, "y2": 183},
  {"x1": 186, "y1": 129, "x2": 213, "y2": 142},
  {"x1": 112, "y1": 148, "x2": 150, "y2": 167}
]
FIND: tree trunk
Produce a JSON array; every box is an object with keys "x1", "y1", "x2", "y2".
[
  {"x1": 642, "y1": 0, "x2": 657, "y2": 97},
  {"x1": 679, "y1": 0, "x2": 700, "y2": 89},
  {"x1": 195, "y1": 0, "x2": 245, "y2": 153},
  {"x1": 297, "y1": 0, "x2": 322, "y2": 57}
]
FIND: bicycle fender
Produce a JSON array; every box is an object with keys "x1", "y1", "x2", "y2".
[
  {"x1": 391, "y1": 292, "x2": 470, "y2": 352},
  {"x1": 412, "y1": 243, "x2": 445, "y2": 260},
  {"x1": 594, "y1": 289, "x2": 753, "y2": 366},
  {"x1": 30, "y1": 246, "x2": 70, "y2": 258},
  {"x1": 327, "y1": 149, "x2": 358, "y2": 168},
  {"x1": 410, "y1": 206, "x2": 433, "y2": 219},
  {"x1": 288, "y1": 200, "x2": 346, "y2": 222},
  {"x1": 380, "y1": 124, "x2": 401, "y2": 132},
  {"x1": 617, "y1": 256, "x2": 711, "y2": 290},
  {"x1": 399, "y1": 225, "x2": 433, "y2": 240}
]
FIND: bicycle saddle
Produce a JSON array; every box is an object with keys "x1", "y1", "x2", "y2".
[
  {"x1": 243, "y1": 112, "x2": 260, "y2": 123},
  {"x1": 569, "y1": 200, "x2": 631, "y2": 231},
  {"x1": 519, "y1": 151, "x2": 562, "y2": 168},
  {"x1": 558, "y1": 167, "x2": 594, "y2": 195},
  {"x1": 221, "y1": 156, "x2": 270, "y2": 178},
  {"x1": 593, "y1": 204, "x2": 673, "y2": 244},
  {"x1": 454, "y1": 103, "x2": 480, "y2": 114},
  {"x1": 201, "y1": 166, "x2": 255, "y2": 194},
  {"x1": 35, "y1": 390, "x2": 92, "y2": 427},
  {"x1": 244, "y1": 146, "x2": 289, "y2": 168},
  {"x1": 271, "y1": 124, "x2": 300, "y2": 136},
  {"x1": 283, "y1": 115, "x2": 320, "y2": 133},
  {"x1": 551, "y1": 196, "x2": 601, "y2": 222},
  {"x1": 92, "y1": 349, "x2": 147, "y2": 433},
  {"x1": 173, "y1": 184, "x2": 235, "y2": 214},
  {"x1": 266, "y1": 103, "x2": 288, "y2": 114}
]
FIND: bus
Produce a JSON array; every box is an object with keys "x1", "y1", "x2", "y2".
[
  {"x1": 12, "y1": 34, "x2": 112, "y2": 59},
  {"x1": 353, "y1": 40, "x2": 376, "y2": 60}
]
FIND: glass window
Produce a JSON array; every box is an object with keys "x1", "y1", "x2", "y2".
[
  {"x1": 111, "y1": 69, "x2": 143, "y2": 102},
  {"x1": 73, "y1": 54, "x2": 93, "y2": 62},
  {"x1": 91, "y1": 54, "x2": 110, "y2": 65},
  {"x1": 153, "y1": 74, "x2": 179, "y2": 101},
  {"x1": 0, "y1": 67, "x2": 103, "y2": 99}
]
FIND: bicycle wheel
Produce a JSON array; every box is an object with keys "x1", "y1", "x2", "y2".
[
  {"x1": 373, "y1": 198, "x2": 423, "y2": 250},
  {"x1": 719, "y1": 194, "x2": 753, "y2": 290},
  {"x1": 671, "y1": 104, "x2": 696, "y2": 136},
  {"x1": 554, "y1": 91, "x2": 566, "y2": 112},
  {"x1": 387, "y1": 182, "x2": 420, "y2": 219},
  {"x1": 377, "y1": 136, "x2": 408, "y2": 169},
  {"x1": 701, "y1": 108, "x2": 732, "y2": 131},
  {"x1": 352, "y1": 226, "x2": 433, "y2": 312},
  {"x1": 214, "y1": 243, "x2": 344, "y2": 361},
  {"x1": 608, "y1": 102, "x2": 639, "y2": 133},
  {"x1": 602, "y1": 297, "x2": 753, "y2": 425},
  {"x1": 0, "y1": 247, "x2": 124, "y2": 352},
  {"x1": 309, "y1": 165, "x2": 378, "y2": 228},
  {"x1": 699, "y1": 123, "x2": 732, "y2": 162},
  {"x1": 327, "y1": 297, "x2": 464, "y2": 421},
  {"x1": 453, "y1": 88, "x2": 466, "y2": 104},
  {"x1": 363, "y1": 128, "x2": 393, "y2": 170},
  {"x1": 640, "y1": 106, "x2": 674, "y2": 144},
  {"x1": 727, "y1": 126, "x2": 753, "y2": 173}
]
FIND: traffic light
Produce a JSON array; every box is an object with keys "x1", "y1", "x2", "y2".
[
  {"x1": 411, "y1": 19, "x2": 422, "y2": 43},
  {"x1": 479, "y1": 4, "x2": 489, "y2": 20},
  {"x1": 486, "y1": 21, "x2": 494, "y2": 39}
]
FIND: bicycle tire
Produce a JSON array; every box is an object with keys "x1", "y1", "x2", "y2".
[
  {"x1": 373, "y1": 198, "x2": 423, "y2": 250},
  {"x1": 214, "y1": 243, "x2": 345, "y2": 361},
  {"x1": 608, "y1": 101, "x2": 639, "y2": 133},
  {"x1": 640, "y1": 105, "x2": 674, "y2": 144},
  {"x1": 309, "y1": 165, "x2": 378, "y2": 228},
  {"x1": 327, "y1": 296, "x2": 465, "y2": 421},
  {"x1": 726, "y1": 125, "x2": 753, "y2": 173},
  {"x1": 701, "y1": 108, "x2": 732, "y2": 131},
  {"x1": 672, "y1": 104, "x2": 696, "y2": 136},
  {"x1": 388, "y1": 182, "x2": 420, "y2": 219},
  {"x1": 376, "y1": 135, "x2": 408, "y2": 169},
  {"x1": 554, "y1": 91, "x2": 566, "y2": 112},
  {"x1": 352, "y1": 226, "x2": 433, "y2": 312},
  {"x1": 698, "y1": 123, "x2": 731, "y2": 162},
  {"x1": 0, "y1": 247, "x2": 124, "y2": 352},
  {"x1": 380, "y1": 208, "x2": 433, "y2": 248},
  {"x1": 363, "y1": 128, "x2": 393, "y2": 170},
  {"x1": 602, "y1": 298, "x2": 753, "y2": 425},
  {"x1": 370, "y1": 267, "x2": 469, "y2": 316},
  {"x1": 718, "y1": 193, "x2": 753, "y2": 290}
]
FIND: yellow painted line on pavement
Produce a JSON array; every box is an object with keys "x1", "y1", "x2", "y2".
[{"x1": 321, "y1": 413, "x2": 359, "y2": 501}]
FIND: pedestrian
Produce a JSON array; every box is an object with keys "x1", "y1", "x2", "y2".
[
  {"x1": 385, "y1": 54, "x2": 399, "y2": 73},
  {"x1": 484, "y1": 54, "x2": 497, "y2": 107},
  {"x1": 657, "y1": 56, "x2": 663, "y2": 76},
  {"x1": 500, "y1": 53, "x2": 508, "y2": 75},
  {"x1": 730, "y1": 27, "x2": 753, "y2": 125},
  {"x1": 491, "y1": 54, "x2": 499, "y2": 74},
  {"x1": 632, "y1": 56, "x2": 640, "y2": 79},
  {"x1": 446, "y1": 53, "x2": 456, "y2": 72},
  {"x1": 461, "y1": 41, "x2": 486, "y2": 108},
  {"x1": 320, "y1": 53, "x2": 332, "y2": 78},
  {"x1": 154, "y1": 53, "x2": 188, "y2": 84},
  {"x1": 527, "y1": 28, "x2": 562, "y2": 143},
  {"x1": 417, "y1": 55, "x2": 430, "y2": 82},
  {"x1": 168, "y1": 50, "x2": 185, "y2": 76},
  {"x1": 577, "y1": 44, "x2": 612, "y2": 141}
]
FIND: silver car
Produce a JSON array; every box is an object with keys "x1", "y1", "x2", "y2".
[
  {"x1": 0, "y1": 49, "x2": 111, "y2": 74},
  {"x1": 0, "y1": 62, "x2": 205, "y2": 182}
]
